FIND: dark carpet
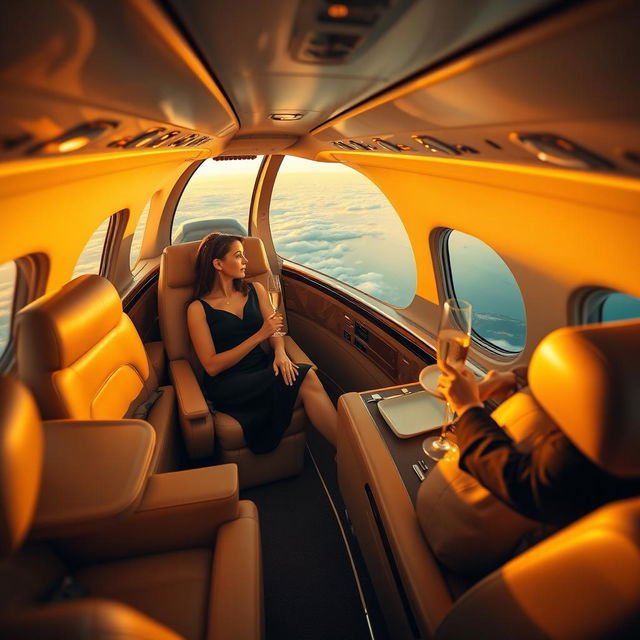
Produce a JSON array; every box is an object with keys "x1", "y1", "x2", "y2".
[{"x1": 241, "y1": 452, "x2": 372, "y2": 640}]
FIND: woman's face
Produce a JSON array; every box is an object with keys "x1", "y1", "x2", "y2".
[{"x1": 213, "y1": 240, "x2": 248, "y2": 279}]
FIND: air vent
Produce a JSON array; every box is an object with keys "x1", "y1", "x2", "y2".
[
  {"x1": 290, "y1": 0, "x2": 415, "y2": 65},
  {"x1": 413, "y1": 136, "x2": 459, "y2": 155},
  {"x1": 332, "y1": 141, "x2": 356, "y2": 150},
  {"x1": 372, "y1": 138, "x2": 402, "y2": 152},
  {"x1": 510, "y1": 133, "x2": 614, "y2": 170}
]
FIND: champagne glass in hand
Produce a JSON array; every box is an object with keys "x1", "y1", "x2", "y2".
[
  {"x1": 267, "y1": 273, "x2": 287, "y2": 337},
  {"x1": 422, "y1": 298, "x2": 472, "y2": 461}
]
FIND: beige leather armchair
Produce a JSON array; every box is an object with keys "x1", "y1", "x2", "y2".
[
  {"x1": 338, "y1": 319, "x2": 640, "y2": 639},
  {"x1": 15, "y1": 274, "x2": 177, "y2": 472},
  {"x1": 159, "y1": 236, "x2": 314, "y2": 488},
  {"x1": 0, "y1": 375, "x2": 263, "y2": 640}
]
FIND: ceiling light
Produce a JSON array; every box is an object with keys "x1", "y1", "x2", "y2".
[
  {"x1": 32, "y1": 120, "x2": 118, "y2": 155},
  {"x1": 269, "y1": 113, "x2": 303, "y2": 121},
  {"x1": 327, "y1": 4, "x2": 349, "y2": 19}
]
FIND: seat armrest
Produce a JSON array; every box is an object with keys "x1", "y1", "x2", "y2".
[
  {"x1": 169, "y1": 359, "x2": 214, "y2": 458},
  {"x1": 32, "y1": 420, "x2": 155, "y2": 539},
  {"x1": 284, "y1": 336, "x2": 316, "y2": 368},
  {"x1": 170, "y1": 359, "x2": 209, "y2": 419},
  {"x1": 55, "y1": 465, "x2": 240, "y2": 563},
  {"x1": 0, "y1": 599, "x2": 181, "y2": 640}
]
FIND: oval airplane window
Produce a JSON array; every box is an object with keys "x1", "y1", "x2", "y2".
[
  {"x1": 72, "y1": 217, "x2": 111, "y2": 279},
  {"x1": 270, "y1": 157, "x2": 416, "y2": 307},
  {"x1": 171, "y1": 156, "x2": 263, "y2": 244},
  {"x1": 446, "y1": 230, "x2": 526, "y2": 353},
  {"x1": 0, "y1": 260, "x2": 16, "y2": 358},
  {"x1": 601, "y1": 292, "x2": 640, "y2": 323}
]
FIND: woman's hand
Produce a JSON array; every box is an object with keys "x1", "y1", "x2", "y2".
[
  {"x1": 477, "y1": 370, "x2": 517, "y2": 402},
  {"x1": 437, "y1": 362, "x2": 483, "y2": 416},
  {"x1": 260, "y1": 312, "x2": 284, "y2": 340},
  {"x1": 273, "y1": 352, "x2": 299, "y2": 386}
]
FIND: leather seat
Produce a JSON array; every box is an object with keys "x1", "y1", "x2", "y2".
[
  {"x1": 15, "y1": 274, "x2": 177, "y2": 472},
  {"x1": 337, "y1": 319, "x2": 640, "y2": 639},
  {"x1": 159, "y1": 236, "x2": 314, "y2": 488},
  {"x1": 0, "y1": 375, "x2": 263, "y2": 640}
]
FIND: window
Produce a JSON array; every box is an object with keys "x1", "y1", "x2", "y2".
[
  {"x1": 72, "y1": 217, "x2": 112, "y2": 279},
  {"x1": 171, "y1": 156, "x2": 263, "y2": 244},
  {"x1": 130, "y1": 200, "x2": 151, "y2": 269},
  {"x1": 584, "y1": 290, "x2": 640, "y2": 324},
  {"x1": 602, "y1": 292, "x2": 640, "y2": 322},
  {"x1": 0, "y1": 260, "x2": 16, "y2": 358},
  {"x1": 270, "y1": 156, "x2": 416, "y2": 307},
  {"x1": 446, "y1": 230, "x2": 526, "y2": 353}
]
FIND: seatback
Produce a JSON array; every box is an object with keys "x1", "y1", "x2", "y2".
[
  {"x1": 159, "y1": 235, "x2": 274, "y2": 367},
  {"x1": 15, "y1": 275, "x2": 157, "y2": 420},
  {"x1": 437, "y1": 496, "x2": 640, "y2": 639}
]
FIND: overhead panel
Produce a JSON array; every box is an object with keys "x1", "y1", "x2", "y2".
[
  {"x1": 167, "y1": 0, "x2": 561, "y2": 135},
  {"x1": 0, "y1": 0, "x2": 238, "y2": 161}
]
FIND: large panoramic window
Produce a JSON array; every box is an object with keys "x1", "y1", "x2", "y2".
[
  {"x1": 171, "y1": 156, "x2": 263, "y2": 244},
  {"x1": 446, "y1": 230, "x2": 526, "y2": 353},
  {"x1": 270, "y1": 156, "x2": 416, "y2": 307}
]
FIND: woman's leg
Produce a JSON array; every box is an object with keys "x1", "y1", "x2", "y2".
[{"x1": 298, "y1": 369, "x2": 337, "y2": 447}]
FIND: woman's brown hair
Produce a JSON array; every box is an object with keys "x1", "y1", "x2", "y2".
[{"x1": 192, "y1": 232, "x2": 249, "y2": 300}]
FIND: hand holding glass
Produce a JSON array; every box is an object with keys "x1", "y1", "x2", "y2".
[
  {"x1": 267, "y1": 274, "x2": 287, "y2": 337},
  {"x1": 422, "y1": 299, "x2": 472, "y2": 461}
]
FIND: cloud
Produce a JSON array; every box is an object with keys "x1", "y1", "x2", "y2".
[{"x1": 345, "y1": 204, "x2": 382, "y2": 211}]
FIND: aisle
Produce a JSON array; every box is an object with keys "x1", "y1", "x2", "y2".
[{"x1": 241, "y1": 451, "x2": 372, "y2": 640}]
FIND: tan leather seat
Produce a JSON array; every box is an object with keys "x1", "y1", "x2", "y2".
[
  {"x1": 159, "y1": 236, "x2": 314, "y2": 488},
  {"x1": 0, "y1": 375, "x2": 263, "y2": 640},
  {"x1": 338, "y1": 319, "x2": 640, "y2": 639},
  {"x1": 15, "y1": 274, "x2": 177, "y2": 472}
]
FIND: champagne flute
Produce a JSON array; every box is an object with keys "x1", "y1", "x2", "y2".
[
  {"x1": 267, "y1": 273, "x2": 287, "y2": 337},
  {"x1": 422, "y1": 298, "x2": 472, "y2": 461}
]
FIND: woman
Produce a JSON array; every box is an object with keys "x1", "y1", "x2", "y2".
[{"x1": 187, "y1": 232, "x2": 337, "y2": 454}]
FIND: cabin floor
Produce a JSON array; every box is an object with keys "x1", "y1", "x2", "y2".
[{"x1": 240, "y1": 425, "x2": 389, "y2": 640}]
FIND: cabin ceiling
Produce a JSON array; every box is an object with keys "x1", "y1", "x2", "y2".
[
  {"x1": 166, "y1": 0, "x2": 563, "y2": 136},
  {"x1": 1, "y1": 0, "x2": 639, "y2": 176}
]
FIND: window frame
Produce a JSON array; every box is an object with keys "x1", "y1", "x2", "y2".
[
  {"x1": 579, "y1": 287, "x2": 640, "y2": 325},
  {"x1": 439, "y1": 227, "x2": 526, "y2": 358},
  {"x1": 0, "y1": 252, "x2": 49, "y2": 370},
  {"x1": 73, "y1": 209, "x2": 128, "y2": 282}
]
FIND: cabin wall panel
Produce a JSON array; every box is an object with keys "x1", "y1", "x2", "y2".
[
  {"x1": 327, "y1": 153, "x2": 640, "y2": 364},
  {"x1": 0, "y1": 152, "x2": 202, "y2": 292},
  {"x1": 284, "y1": 277, "x2": 429, "y2": 392}
]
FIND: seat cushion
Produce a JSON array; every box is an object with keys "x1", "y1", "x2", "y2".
[{"x1": 77, "y1": 548, "x2": 211, "y2": 640}]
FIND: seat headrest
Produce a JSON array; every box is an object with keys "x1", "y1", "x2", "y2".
[
  {"x1": 163, "y1": 236, "x2": 270, "y2": 289},
  {"x1": 529, "y1": 319, "x2": 640, "y2": 477},
  {"x1": 16, "y1": 275, "x2": 123, "y2": 370},
  {"x1": 243, "y1": 236, "x2": 270, "y2": 278},
  {"x1": 0, "y1": 376, "x2": 43, "y2": 557}
]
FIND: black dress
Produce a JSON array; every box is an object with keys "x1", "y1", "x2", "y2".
[{"x1": 199, "y1": 283, "x2": 311, "y2": 454}]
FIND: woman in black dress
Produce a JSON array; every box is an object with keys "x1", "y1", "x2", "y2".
[{"x1": 187, "y1": 233, "x2": 337, "y2": 453}]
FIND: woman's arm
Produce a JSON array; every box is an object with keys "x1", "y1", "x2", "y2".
[
  {"x1": 187, "y1": 300, "x2": 281, "y2": 377},
  {"x1": 253, "y1": 281, "x2": 299, "y2": 386}
]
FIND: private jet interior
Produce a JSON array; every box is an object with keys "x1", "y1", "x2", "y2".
[{"x1": 1, "y1": 0, "x2": 639, "y2": 638}]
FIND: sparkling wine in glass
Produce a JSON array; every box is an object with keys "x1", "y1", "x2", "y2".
[
  {"x1": 267, "y1": 273, "x2": 286, "y2": 337},
  {"x1": 423, "y1": 299, "x2": 472, "y2": 461}
]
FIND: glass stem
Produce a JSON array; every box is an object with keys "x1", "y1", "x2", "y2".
[{"x1": 440, "y1": 402, "x2": 451, "y2": 440}]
